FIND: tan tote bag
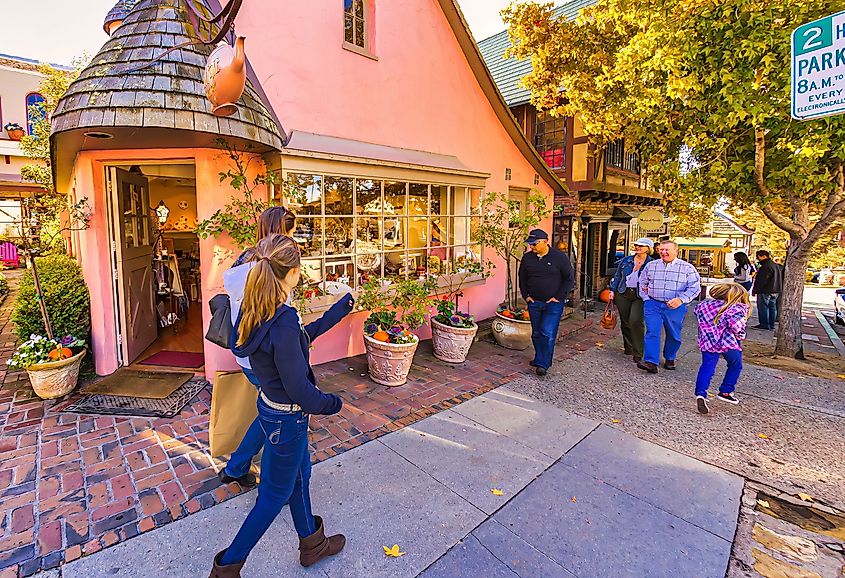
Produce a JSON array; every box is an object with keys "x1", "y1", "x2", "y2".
[{"x1": 209, "y1": 371, "x2": 259, "y2": 458}]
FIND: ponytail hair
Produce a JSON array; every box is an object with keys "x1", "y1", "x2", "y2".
[
  {"x1": 237, "y1": 234, "x2": 301, "y2": 346},
  {"x1": 708, "y1": 282, "x2": 752, "y2": 322}
]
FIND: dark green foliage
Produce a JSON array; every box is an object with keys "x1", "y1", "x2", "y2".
[{"x1": 12, "y1": 254, "x2": 91, "y2": 342}]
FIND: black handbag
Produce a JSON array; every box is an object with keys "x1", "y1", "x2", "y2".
[{"x1": 205, "y1": 293, "x2": 233, "y2": 349}]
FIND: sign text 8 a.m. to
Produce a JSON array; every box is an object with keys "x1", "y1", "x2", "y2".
[{"x1": 791, "y1": 11, "x2": 845, "y2": 121}]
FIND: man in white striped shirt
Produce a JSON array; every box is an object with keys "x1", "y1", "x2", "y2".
[{"x1": 637, "y1": 240, "x2": 701, "y2": 373}]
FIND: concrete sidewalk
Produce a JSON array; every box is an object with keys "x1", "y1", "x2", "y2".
[{"x1": 59, "y1": 387, "x2": 742, "y2": 578}]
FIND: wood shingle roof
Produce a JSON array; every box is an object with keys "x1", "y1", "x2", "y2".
[{"x1": 52, "y1": 0, "x2": 283, "y2": 152}]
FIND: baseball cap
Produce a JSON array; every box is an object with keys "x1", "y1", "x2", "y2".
[
  {"x1": 633, "y1": 237, "x2": 655, "y2": 248},
  {"x1": 524, "y1": 229, "x2": 549, "y2": 244}
]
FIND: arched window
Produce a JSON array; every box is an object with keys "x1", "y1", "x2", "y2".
[{"x1": 25, "y1": 93, "x2": 46, "y2": 135}]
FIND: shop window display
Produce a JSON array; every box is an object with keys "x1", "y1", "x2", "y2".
[{"x1": 277, "y1": 173, "x2": 483, "y2": 298}]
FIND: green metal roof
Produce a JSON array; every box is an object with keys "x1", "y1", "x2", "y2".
[{"x1": 477, "y1": 0, "x2": 597, "y2": 107}]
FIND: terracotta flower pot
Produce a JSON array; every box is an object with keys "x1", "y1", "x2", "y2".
[
  {"x1": 491, "y1": 312, "x2": 532, "y2": 350},
  {"x1": 431, "y1": 318, "x2": 477, "y2": 363},
  {"x1": 364, "y1": 334, "x2": 419, "y2": 387},
  {"x1": 6, "y1": 128, "x2": 24, "y2": 141},
  {"x1": 25, "y1": 349, "x2": 86, "y2": 400}
]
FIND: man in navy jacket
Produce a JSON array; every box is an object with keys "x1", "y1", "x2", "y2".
[{"x1": 518, "y1": 229, "x2": 575, "y2": 375}]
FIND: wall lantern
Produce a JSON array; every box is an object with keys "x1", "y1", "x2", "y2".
[{"x1": 155, "y1": 200, "x2": 170, "y2": 224}]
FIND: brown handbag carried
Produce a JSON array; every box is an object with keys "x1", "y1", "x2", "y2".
[
  {"x1": 209, "y1": 371, "x2": 259, "y2": 458},
  {"x1": 600, "y1": 300, "x2": 618, "y2": 330}
]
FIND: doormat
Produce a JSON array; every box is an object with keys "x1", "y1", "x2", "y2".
[
  {"x1": 80, "y1": 369, "x2": 193, "y2": 399},
  {"x1": 63, "y1": 379, "x2": 208, "y2": 419},
  {"x1": 139, "y1": 351, "x2": 205, "y2": 368}
]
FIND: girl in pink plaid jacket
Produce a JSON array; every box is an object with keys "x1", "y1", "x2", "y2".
[{"x1": 694, "y1": 283, "x2": 752, "y2": 414}]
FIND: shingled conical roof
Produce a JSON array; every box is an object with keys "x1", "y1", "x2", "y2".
[
  {"x1": 103, "y1": 0, "x2": 139, "y2": 34},
  {"x1": 52, "y1": 0, "x2": 283, "y2": 166}
]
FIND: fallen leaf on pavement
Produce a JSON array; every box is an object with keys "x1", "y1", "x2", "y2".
[
  {"x1": 383, "y1": 545, "x2": 406, "y2": 557},
  {"x1": 756, "y1": 433, "x2": 769, "y2": 439},
  {"x1": 797, "y1": 492, "x2": 814, "y2": 502},
  {"x1": 757, "y1": 499, "x2": 770, "y2": 508},
  {"x1": 570, "y1": 496, "x2": 577, "y2": 502},
  {"x1": 611, "y1": 419, "x2": 621, "y2": 424},
  {"x1": 491, "y1": 488, "x2": 504, "y2": 496},
  {"x1": 774, "y1": 376, "x2": 784, "y2": 380},
  {"x1": 595, "y1": 342, "x2": 605, "y2": 347},
  {"x1": 838, "y1": 374, "x2": 845, "y2": 380}
]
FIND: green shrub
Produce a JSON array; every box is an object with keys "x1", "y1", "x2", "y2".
[
  {"x1": 0, "y1": 272, "x2": 8, "y2": 297},
  {"x1": 12, "y1": 254, "x2": 91, "y2": 342}
]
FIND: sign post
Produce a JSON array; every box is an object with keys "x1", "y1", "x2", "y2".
[{"x1": 791, "y1": 10, "x2": 845, "y2": 121}]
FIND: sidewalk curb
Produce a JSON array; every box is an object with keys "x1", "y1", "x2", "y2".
[{"x1": 814, "y1": 310, "x2": 845, "y2": 357}]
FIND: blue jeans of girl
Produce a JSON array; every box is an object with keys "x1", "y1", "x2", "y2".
[
  {"x1": 695, "y1": 349, "x2": 743, "y2": 398},
  {"x1": 220, "y1": 398, "x2": 317, "y2": 565}
]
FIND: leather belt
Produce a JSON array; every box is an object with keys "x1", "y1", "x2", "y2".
[{"x1": 260, "y1": 392, "x2": 302, "y2": 413}]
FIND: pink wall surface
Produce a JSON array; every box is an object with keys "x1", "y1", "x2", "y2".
[{"x1": 234, "y1": 0, "x2": 554, "y2": 364}]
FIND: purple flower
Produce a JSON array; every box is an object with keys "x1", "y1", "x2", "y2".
[
  {"x1": 459, "y1": 312, "x2": 470, "y2": 318},
  {"x1": 389, "y1": 326, "x2": 403, "y2": 334},
  {"x1": 61, "y1": 335, "x2": 75, "y2": 346},
  {"x1": 365, "y1": 323, "x2": 378, "y2": 334},
  {"x1": 449, "y1": 315, "x2": 462, "y2": 325}
]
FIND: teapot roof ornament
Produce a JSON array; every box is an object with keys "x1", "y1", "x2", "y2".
[{"x1": 204, "y1": 37, "x2": 247, "y2": 118}]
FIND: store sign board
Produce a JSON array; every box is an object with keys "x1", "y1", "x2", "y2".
[
  {"x1": 791, "y1": 11, "x2": 845, "y2": 120},
  {"x1": 637, "y1": 209, "x2": 664, "y2": 231}
]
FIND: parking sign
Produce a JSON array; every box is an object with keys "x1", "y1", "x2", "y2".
[{"x1": 791, "y1": 11, "x2": 845, "y2": 120}]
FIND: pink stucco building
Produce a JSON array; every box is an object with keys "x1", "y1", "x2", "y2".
[{"x1": 51, "y1": 0, "x2": 566, "y2": 378}]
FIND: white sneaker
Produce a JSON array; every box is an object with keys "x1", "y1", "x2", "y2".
[{"x1": 696, "y1": 396, "x2": 709, "y2": 414}]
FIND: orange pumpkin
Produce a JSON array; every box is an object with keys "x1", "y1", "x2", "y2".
[
  {"x1": 521, "y1": 311, "x2": 530, "y2": 321},
  {"x1": 372, "y1": 330, "x2": 390, "y2": 342},
  {"x1": 48, "y1": 347, "x2": 72, "y2": 361},
  {"x1": 501, "y1": 310, "x2": 514, "y2": 319},
  {"x1": 598, "y1": 288, "x2": 612, "y2": 303}
]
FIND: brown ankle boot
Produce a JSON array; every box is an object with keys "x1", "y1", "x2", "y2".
[
  {"x1": 209, "y1": 550, "x2": 245, "y2": 578},
  {"x1": 299, "y1": 516, "x2": 346, "y2": 567}
]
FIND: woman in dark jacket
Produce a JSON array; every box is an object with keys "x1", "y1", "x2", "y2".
[
  {"x1": 608, "y1": 238, "x2": 654, "y2": 362},
  {"x1": 210, "y1": 234, "x2": 353, "y2": 577}
]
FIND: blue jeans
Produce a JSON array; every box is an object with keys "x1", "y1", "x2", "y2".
[
  {"x1": 220, "y1": 398, "x2": 317, "y2": 565},
  {"x1": 757, "y1": 293, "x2": 778, "y2": 329},
  {"x1": 224, "y1": 368, "x2": 265, "y2": 479},
  {"x1": 695, "y1": 350, "x2": 743, "y2": 397},
  {"x1": 528, "y1": 300, "x2": 565, "y2": 370},
  {"x1": 643, "y1": 300, "x2": 688, "y2": 365},
  {"x1": 739, "y1": 281, "x2": 752, "y2": 291}
]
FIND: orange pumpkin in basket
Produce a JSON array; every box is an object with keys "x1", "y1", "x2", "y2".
[
  {"x1": 372, "y1": 330, "x2": 390, "y2": 342},
  {"x1": 48, "y1": 347, "x2": 72, "y2": 361},
  {"x1": 521, "y1": 311, "x2": 530, "y2": 321}
]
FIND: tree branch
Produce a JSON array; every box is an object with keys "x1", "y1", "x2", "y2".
[
  {"x1": 760, "y1": 203, "x2": 803, "y2": 238},
  {"x1": 753, "y1": 126, "x2": 772, "y2": 198},
  {"x1": 801, "y1": 162, "x2": 845, "y2": 250}
]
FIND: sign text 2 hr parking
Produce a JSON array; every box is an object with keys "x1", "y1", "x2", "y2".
[{"x1": 791, "y1": 11, "x2": 845, "y2": 121}]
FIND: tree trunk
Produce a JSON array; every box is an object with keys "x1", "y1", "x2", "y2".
[{"x1": 773, "y1": 245, "x2": 808, "y2": 359}]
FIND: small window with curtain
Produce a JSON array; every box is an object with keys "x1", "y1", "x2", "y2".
[
  {"x1": 344, "y1": 0, "x2": 366, "y2": 49},
  {"x1": 26, "y1": 93, "x2": 46, "y2": 135},
  {"x1": 534, "y1": 110, "x2": 566, "y2": 170}
]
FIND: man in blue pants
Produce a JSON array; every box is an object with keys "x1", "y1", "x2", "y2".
[
  {"x1": 637, "y1": 240, "x2": 701, "y2": 373},
  {"x1": 518, "y1": 229, "x2": 575, "y2": 376}
]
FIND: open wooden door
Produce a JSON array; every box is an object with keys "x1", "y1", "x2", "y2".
[{"x1": 109, "y1": 168, "x2": 157, "y2": 364}]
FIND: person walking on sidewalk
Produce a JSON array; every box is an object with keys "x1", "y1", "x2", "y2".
[
  {"x1": 518, "y1": 228, "x2": 575, "y2": 376},
  {"x1": 638, "y1": 240, "x2": 701, "y2": 373},
  {"x1": 694, "y1": 283, "x2": 751, "y2": 414},
  {"x1": 218, "y1": 206, "x2": 297, "y2": 489},
  {"x1": 751, "y1": 250, "x2": 782, "y2": 330},
  {"x1": 608, "y1": 238, "x2": 654, "y2": 363},
  {"x1": 210, "y1": 235, "x2": 353, "y2": 577},
  {"x1": 732, "y1": 252, "x2": 755, "y2": 291}
]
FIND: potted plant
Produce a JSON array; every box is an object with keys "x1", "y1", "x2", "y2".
[
  {"x1": 4, "y1": 123, "x2": 25, "y2": 141},
  {"x1": 8, "y1": 334, "x2": 86, "y2": 399},
  {"x1": 476, "y1": 191, "x2": 555, "y2": 350},
  {"x1": 430, "y1": 258, "x2": 485, "y2": 363},
  {"x1": 359, "y1": 277, "x2": 435, "y2": 386}
]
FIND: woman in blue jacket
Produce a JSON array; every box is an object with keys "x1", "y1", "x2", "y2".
[
  {"x1": 210, "y1": 234, "x2": 353, "y2": 576},
  {"x1": 608, "y1": 238, "x2": 654, "y2": 362}
]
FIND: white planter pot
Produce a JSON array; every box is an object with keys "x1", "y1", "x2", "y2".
[
  {"x1": 431, "y1": 318, "x2": 478, "y2": 363},
  {"x1": 491, "y1": 313, "x2": 532, "y2": 350},
  {"x1": 25, "y1": 349, "x2": 86, "y2": 400},
  {"x1": 364, "y1": 334, "x2": 419, "y2": 387}
]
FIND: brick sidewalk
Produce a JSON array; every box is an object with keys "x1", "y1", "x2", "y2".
[{"x1": 0, "y1": 276, "x2": 598, "y2": 577}]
